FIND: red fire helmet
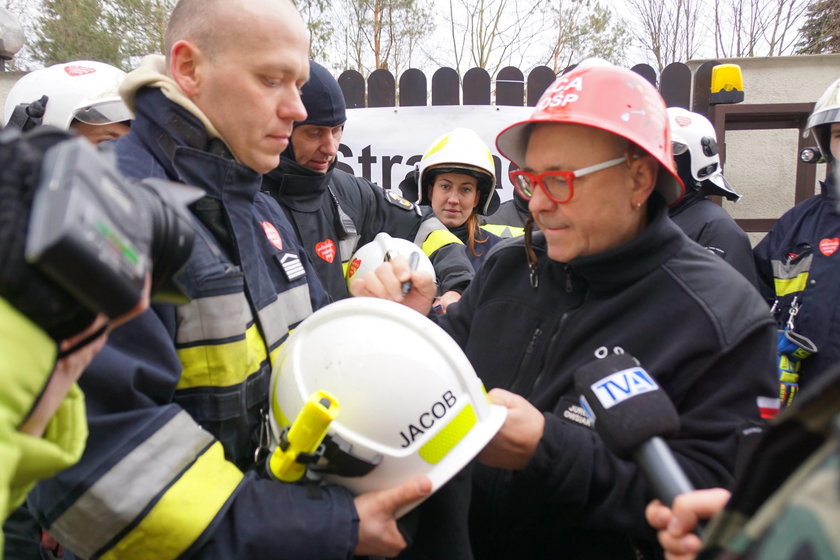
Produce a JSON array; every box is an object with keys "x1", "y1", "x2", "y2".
[{"x1": 496, "y1": 61, "x2": 685, "y2": 206}]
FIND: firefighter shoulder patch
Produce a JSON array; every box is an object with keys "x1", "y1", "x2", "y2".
[{"x1": 385, "y1": 190, "x2": 416, "y2": 211}]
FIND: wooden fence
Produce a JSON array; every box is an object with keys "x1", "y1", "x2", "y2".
[
  {"x1": 338, "y1": 63, "x2": 693, "y2": 110},
  {"x1": 337, "y1": 62, "x2": 819, "y2": 232}
]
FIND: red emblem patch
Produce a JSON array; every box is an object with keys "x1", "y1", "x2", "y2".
[
  {"x1": 315, "y1": 239, "x2": 336, "y2": 263},
  {"x1": 64, "y1": 65, "x2": 96, "y2": 77},
  {"x1": 261, "y1": 221, "x2": 283, "y2": 250},
  {"x1": 674, "y1": 116, "x2": 692, "y2": 127},
  {"x1": 819, "y1": 237, "x2": 839, "y2": 256},
  {"x1": 347, "y1": 258, "x2": 362, "y2": 279}
]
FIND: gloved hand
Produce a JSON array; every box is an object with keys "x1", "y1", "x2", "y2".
[{"x1": 776, "y1": 329, "x2": 818, "y2": 407}]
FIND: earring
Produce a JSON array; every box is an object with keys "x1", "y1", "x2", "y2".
[{"x1": 633, "y1": 201, "x2": 643, "y2": 210}]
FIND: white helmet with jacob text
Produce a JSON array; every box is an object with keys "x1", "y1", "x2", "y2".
[{"x1": 268, "y1": 297, "x2": 507, "y2": 514}]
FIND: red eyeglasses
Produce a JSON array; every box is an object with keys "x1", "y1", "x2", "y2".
[{"x1": 509, "y1": 156, "x2": 626, "y2": 204}]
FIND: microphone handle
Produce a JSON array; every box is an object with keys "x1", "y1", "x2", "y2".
[{"x1": 634, "y1": 437, "x2": 706, "y2": 538}]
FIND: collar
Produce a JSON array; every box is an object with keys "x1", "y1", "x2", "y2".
[
  {"x1": 819, "y1": 173, "x2": 838, "y2": 211},
  {"x1": 667, "y1": 187, "x2": 704, "y2": 217},
  {"x1": 129, "y1": 88, "x2": 260, "y2": 201},
  {"x1": 120, "y1": 54, "x2": 227, "y2": 145},
  {"x1": 549, "y1": 196, "x2": 685, "y2": 293},
  {"x1": 263, "y1": 157, "x2": 334, "y2": 212},
  {"x1": 450, "y1": 223, "x2": 469, "y2": 244}
]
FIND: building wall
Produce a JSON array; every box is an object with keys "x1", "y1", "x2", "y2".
[{"x1": 687, "y1": 54, "x2": 840, "y2": 244}]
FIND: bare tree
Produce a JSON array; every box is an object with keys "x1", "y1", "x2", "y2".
[
  {"x1": 627, "y1": 0, "x2": 702, "y2": 71},
  {"x1": 714, "y1": 0, "x2": 808, "y2": 57},
  {"x1": 542, "y1": 0, "x2": 633, "y2": 72},
  {"x1": 333, "y1": 0, "x2": 433, "y2": 76},
  {"x1": 439, "y1": 0, "x2": 547, "y2": 76},
  {"x1": 294, "y1": 0, "x2": 335, "y2": 62}
]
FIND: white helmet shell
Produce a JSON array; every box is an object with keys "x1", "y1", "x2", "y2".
[
  {"x1": 4, "y1": 60, "x2": 131, "y2": 130},
  {"x1": 417, "y1": 128, "x2": 497, "y2": 215},
  {"x1": 806, "y1": 77, "x2": 840, "y2": 162},
  {"x1": 346, "y1": 232, "x2": 436, "y2": 291},
  {"x1": 667, "y1": 107, "x2": 740, "y2": 201},
  {"x1": 269, "y1": 297, "x2": 507, "y2": 514}
]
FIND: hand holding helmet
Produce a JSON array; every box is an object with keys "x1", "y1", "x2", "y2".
[
  {"x1": 346, "y1": 232, "x2": 437, "y2": 314},
  {"x1": 268, "y1": 298, "x2": 506, "y2": 516}
]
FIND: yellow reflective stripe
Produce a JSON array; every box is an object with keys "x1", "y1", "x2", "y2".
[
  {"x1": 421, "y1": 229, "x2": 463, "y2": 255},
  {"x1": 774, "y1": 273, "x2": 809, "y2": 297},
  {"x1": 177, "y1": 323, "x2": 267, "y2": 389},
  {"x1": 48, "y1": 411, "x2": 215, "y2": 558},
  {"x1": 257, "y1": 284, "x2": 312, "y2": 348},
  {"x1": 100, "y1": 441, "x2": 243, "y2": 560},
  {"x1": 481, "y1": 224, "x2": 525, "y2": 238},
  {"x1": 176, "y1": 293, "x2": 251, "y2": 345},
  {"x1": 269, "y1": 343, "x2": 284, "y2": 370},
  {"x1": 415, "y1": 216, "x2": 463, "y2": 255},
  {"x1": 419, "y1": 404, "x2": 477, "y2": 465},
  {"x1": 270, "y1": 347, "x2": 292, "y2": 428}
]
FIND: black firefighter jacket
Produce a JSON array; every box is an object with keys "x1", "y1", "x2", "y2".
[
  {"x1": 263, "y1": 158, "x2": 474, "y2": 301},
  {"x1": 438, "y1": 196, "x2": 779, "y2": 559}
]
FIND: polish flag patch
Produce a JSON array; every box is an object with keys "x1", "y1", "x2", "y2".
[
  {"x1": 315, "y1": 239, "x2": 336, "y2": 263},
  {"x1": 261, "y1": 221, "x2": 283, "y2": 250},
  {"x1": 347, "y1": 257, "x2": 362, "y2": 279},
  {"x1": 757, "y1": 396, "x2": 780, "y2": 420},
  {"x1": 819, "y1": 237, "x2": 839, "y2": 256},
  {"x1": 674, "y1": 116, "x2": 692, "y2": 127},
  {"x1": 64, "y1": 65, "x2": 96, "y2": 77}
]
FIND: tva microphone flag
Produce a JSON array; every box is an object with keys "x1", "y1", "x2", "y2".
[{"x1": 574, "y1": 353, "x2": 695, "y2": 507}]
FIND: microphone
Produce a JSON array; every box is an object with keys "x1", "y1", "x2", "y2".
[{"x1": 573, "y1": 353, "x2": 695, "y2": 508}]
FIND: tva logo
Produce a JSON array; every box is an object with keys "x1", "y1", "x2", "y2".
[{"x1": 591, "y1": 367, "x2": 658, "y2": 409}]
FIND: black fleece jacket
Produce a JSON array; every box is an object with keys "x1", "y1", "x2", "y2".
[{"x1": 439, "y1": 196, "x2": 778, "y2": 559}]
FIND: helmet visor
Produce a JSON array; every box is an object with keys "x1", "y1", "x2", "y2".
[
  {"x1": 671, "y1": 140, "x2": 689, "y2": 156},
  {"x1": 72, "y1": 98, "x2": 132, "y2": 125},
  {"x1": 807, "y1": 106, "x2": 840, "y2": 130}
]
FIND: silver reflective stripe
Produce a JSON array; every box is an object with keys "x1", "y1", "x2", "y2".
[
  {"x1": 257, "y1": 284, "x2": 312, "y2": 347},
  {"x1": 49, "y1": 411, "x2": 215, "y2": 558},
  {"x1": 176, "y1": 293, "x2": 253, "y2": 345},
  {"x1": 338, "y1": 234, "x2": 360, "y2": 261},
  {"x1": 413, "y1": 216, "x2": 447, "y2": 248},
  {"x1": 771, "y1": 254, "x2": 813, "y2": 280}
]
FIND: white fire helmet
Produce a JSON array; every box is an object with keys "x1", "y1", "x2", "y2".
[
  {"x1": 667, "y1": 107, "x2": 740, "y2": 201},
  {"x1": 806, "y1": 77, "x2": 840, "y2": 163},
  {"x1": 346, "y1": 232, "x2": 436, "y2": 292},
  {"x1": 3, "y1": 60, "x2": 131, "y2": 130},
  {"x1": 269, "y1": 297, "x2": 507, "y2": 513},
  {"x1": 417, "y1": 128, "x2": 497, "y2": 215}
]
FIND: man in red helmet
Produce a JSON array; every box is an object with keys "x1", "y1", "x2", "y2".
[{"x1": 352, "y1": 60, "x2": 778, "y2": 559}]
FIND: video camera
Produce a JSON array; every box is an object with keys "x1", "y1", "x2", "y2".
[{"x1": 0, "y1": 126, "x2": 202, "y2": 340}]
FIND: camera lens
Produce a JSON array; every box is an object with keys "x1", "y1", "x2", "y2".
[{"x1": 132, "y1": 179, "x2": 203, "y2": 304}]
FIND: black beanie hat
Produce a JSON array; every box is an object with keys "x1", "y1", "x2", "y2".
[{"x1": 297, "y1": 60, "x2": 347, "y2": 128}]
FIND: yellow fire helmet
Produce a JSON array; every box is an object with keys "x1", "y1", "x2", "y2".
[
  {"x1": 417, "y1": 127, "x2": 498, "y2": 215},
  {"x1": 268, "y1": 297, "x2": 506, "y2": 515}
]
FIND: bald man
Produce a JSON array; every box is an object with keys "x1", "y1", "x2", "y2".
[{"x1": 23, "y1": 1, "x2": 429, "y2": 558}]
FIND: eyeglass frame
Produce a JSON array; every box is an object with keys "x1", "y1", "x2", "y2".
[{"x1": 509, "y1": 155, "x2": 627, "y2": 204}]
